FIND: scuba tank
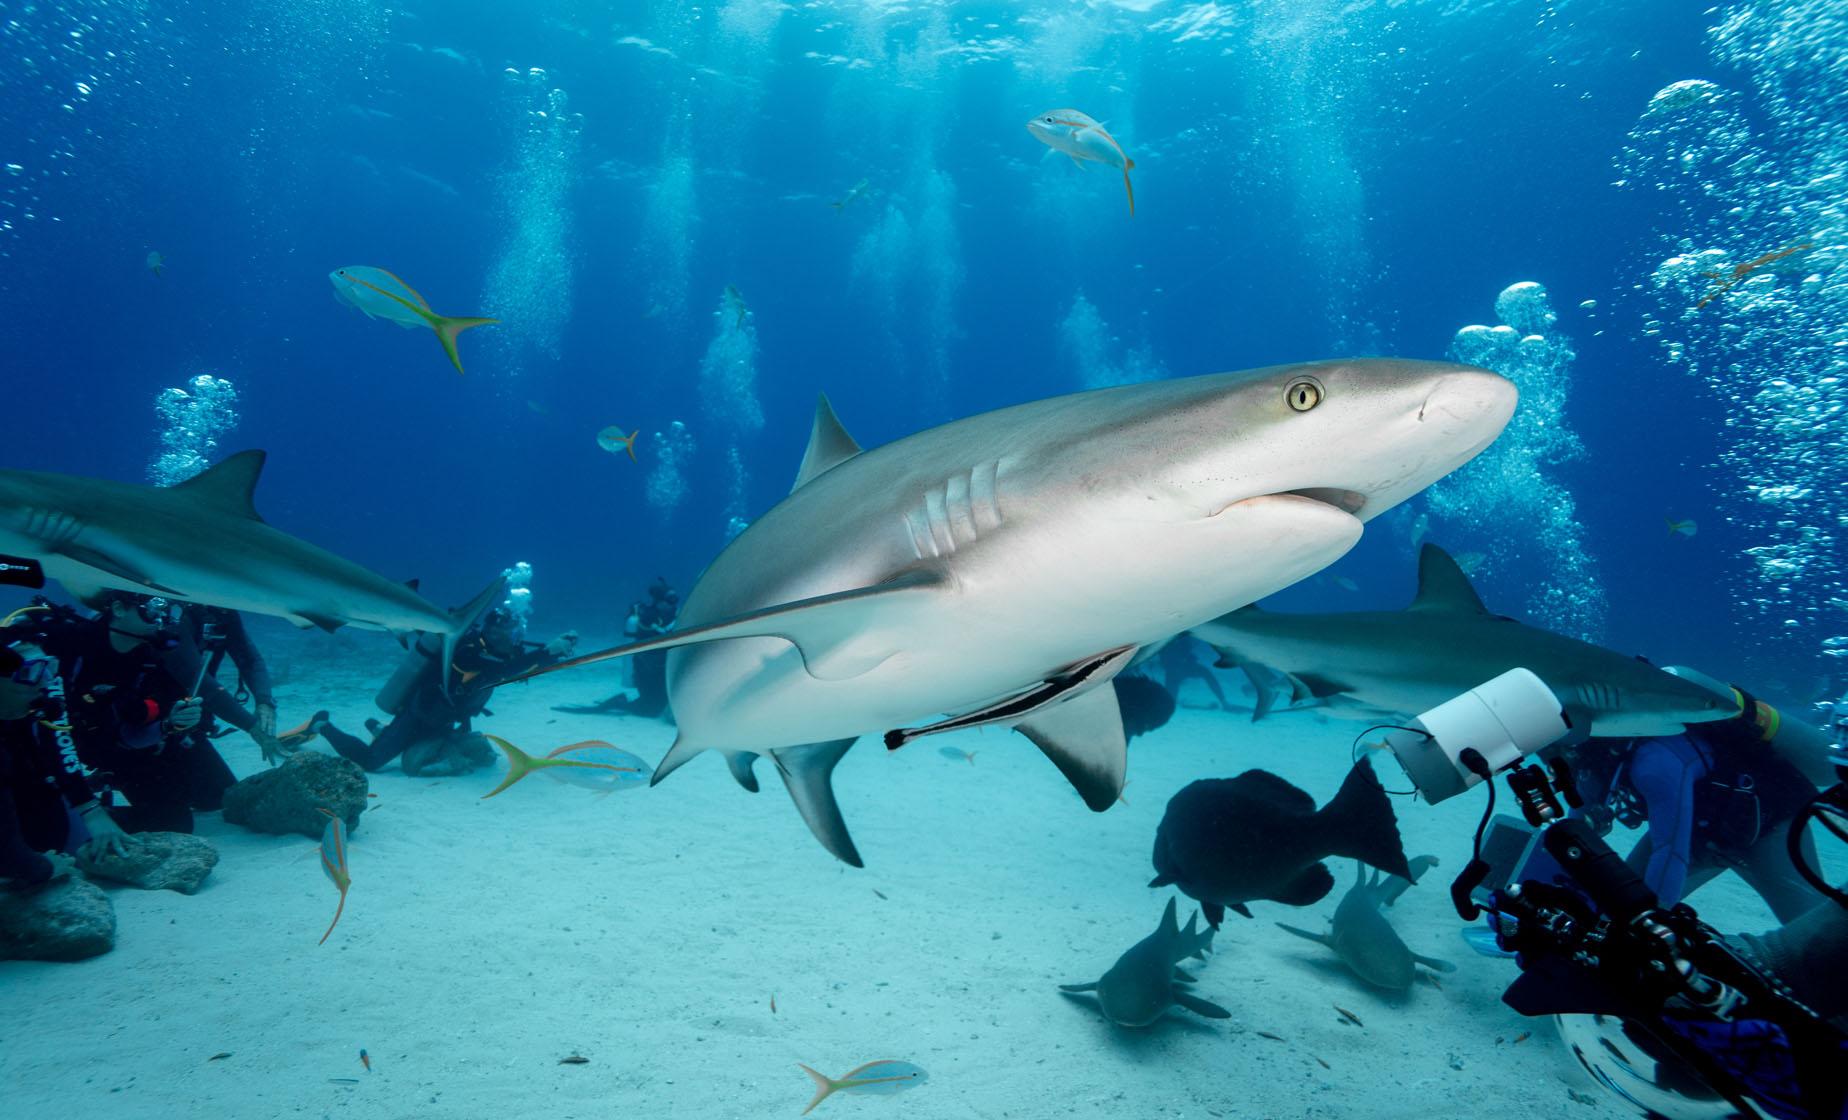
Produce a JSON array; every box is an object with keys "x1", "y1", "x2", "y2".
[
  {"x1": 1664, "y1": 665, "x2": 1838, "y2": 790},
  {"x1": 375, "y1": 631, "x2": 444, "y2": 716}
]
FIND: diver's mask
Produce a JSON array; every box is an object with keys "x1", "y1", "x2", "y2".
[{"x1": 135, "y1": 596, "x2": 184, "y2": 628}]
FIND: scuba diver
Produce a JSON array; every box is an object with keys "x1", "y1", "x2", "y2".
[
  {"x1": 312, "y1": 605, "x2": 577, "y2": 777},
  {"x1": 10, "y1": 593, "x2": 230, "y2": 836},
  {"x1": 553, "y1": 576, "x2": 679, "y2": 720},
  {"x1": 0, "y1": 635, "x2": 128, "y2": 883},
  {"x1": 1566, "y1": 666, "x2": 1830, "y2": 923},
  {"x1": 163, "y1": 605, "x2": 289, "y2": 764}
]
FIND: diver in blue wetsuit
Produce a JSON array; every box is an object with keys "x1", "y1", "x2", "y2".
[{"x1": 1571, "y1": 671, "x2": 1826, "y2": 923}]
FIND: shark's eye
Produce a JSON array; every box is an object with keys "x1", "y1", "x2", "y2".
[{"x1": 1286, "y1": 379, "x2": 1323, "y2": 412}]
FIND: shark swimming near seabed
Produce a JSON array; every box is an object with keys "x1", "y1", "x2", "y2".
[
  {"x1": 1060, "y1": 897, "x2": 1226, "y2": 1027},
  {"x1": 513, "y1": 359, "x2": 1518, "y2": 866},
  {"x1": 1191, "y1": 543, "x2": 1736, "y2": 735},
  {"x1": 0, "y1": 451, "x2": 502, "y2": 680}
]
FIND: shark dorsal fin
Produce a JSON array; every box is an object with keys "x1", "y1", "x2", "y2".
[
  {"x1": 172, "y1": 450, "x2": 266, "y2": 521},
  {"x1": 791, "y1": 393, "x2": 862, "y2": 492},
  {"x1": 1408, "y1": 543, "x2": 1487, "y2": 614}
]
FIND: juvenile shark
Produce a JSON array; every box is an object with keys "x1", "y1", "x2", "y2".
[
  {"x1": 519, "y1": 359, "x2": 1517, "y2": 865},
  {"x1": 1060, "y1": 897, "x2": 1226, "y2": 1027},
  {"x1": 0, "y1": 451, "x2": 500, "y2": 674},
  {"x1": 1192, "y1": 543, "x2": 1735, "y2": 735},
  {"x1": 1276, "y1": 856, "x2": 1456, "y2": 991}
]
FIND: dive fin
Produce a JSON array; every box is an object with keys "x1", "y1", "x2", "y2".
[
  {"x1": 512, "y1": 570, "x2": 946, "y2": 687},
  {"x1": 1409, "y1": 544, "x2": 1489, "y2": 614},
  {"x1": 171, "y1": 450, "x2": 266, "y2": 520},
  {"x1": 770, "y1": 739, "x2": 862, "y2": 867},
  {"x1": 791, "y1": 393, "x2": 863, "y2": 491},
  {"x1": 1014, "y1": 682, "x2": 1128, "y2": 812},
  {"x1": 1171, "y1": 990, "x2": 1230, "y2": 1019},
  {"x1": 432, "y1": 315, "x2": 498, "y2": 375}
]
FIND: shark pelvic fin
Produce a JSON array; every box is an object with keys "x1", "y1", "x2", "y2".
[
  {"x1": 171, "y1": 450, "x2": 266, "y2": 521},
  {"x1": 770, "y1": 739, "x2": 862, "y2": 867},
  {"x1": 791, "y1": 393, "x2": 863, "y2": 492},
  {"x1": 1409, "y1": 543, "x2": 1489, "y2": 614},
  {"x1": 724, "y1": 749, "x2": 762, "y2": 793},
  {"x1": 1014, "y1": 683, "x2": 1128, "y2": 812}
]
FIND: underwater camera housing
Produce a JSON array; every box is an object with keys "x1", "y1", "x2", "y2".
[{"x1": 1379, "y1": 667, "x2": 1575, "y2": 806}]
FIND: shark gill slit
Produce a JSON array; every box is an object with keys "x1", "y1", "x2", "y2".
[{"x1": 925, "y1": 485, "x2": 955, "y2": 556}]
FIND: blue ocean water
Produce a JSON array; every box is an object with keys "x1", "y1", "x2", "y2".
[{"x1": 0, "y1": 3, "x2": 1841, "y2": 688}]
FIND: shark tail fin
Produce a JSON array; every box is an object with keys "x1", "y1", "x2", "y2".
[
  {"x1": 439, "y1": 575, "x2": 507, "y2": 699},
  {"x1": 1318, "y1": 757, "x2": 1412, "y2": 880},
  {"x1": 431, "y1": 315, "x2": 498, "y2": 375},
  {"x1": 798, "y1": 1064, "x2": 837, "y2": 1116},
  {"x1": 481, "y1": 735, "x2": 541, "y2": 799}
]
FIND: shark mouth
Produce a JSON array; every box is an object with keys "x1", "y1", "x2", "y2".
[{"x1": 1284, "y1": 487, "x2": 1369, "y2": 516}]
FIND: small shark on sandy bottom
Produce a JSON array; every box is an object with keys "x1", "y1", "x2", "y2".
[
  {"x1": 1192, "y1": 543, "x2": 1737, "y2": 736},
  {"x1": 1276, "y1": 856, "x2": 1456, "y2": 991},
  {"x1": 1060, "y1": 897, "x2": 1226, "y2": 1028},
  {"x1": 0, "y1": 451, "x2": 502, "y2": 681},
  {"x1": 512, "y1": 360, "x2": 1516, "y2": 866}
]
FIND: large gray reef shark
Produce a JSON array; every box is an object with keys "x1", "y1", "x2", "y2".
[
  {"x1": 0, "y1": 451, "x2": 501, "y2": 673},
  {"x1": 520, "y1": 359, "x2": 1518, "y2": 865},
  {"x1": 1192, "y1": 543, "x2": 1736, "y2": 735}
]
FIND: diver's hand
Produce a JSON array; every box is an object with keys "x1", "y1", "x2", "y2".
[
  {"x1": 38, "y1": 851, "x2": 76, "y2": 883},
  {"x1": 164, "y1": 697, "x2": 203, "y2": 734},
  {"x1": 77, "y1": 804, "x2": 131, "y2": 860},
  {"x1": 545, "y1": 631, "x2": 579, "y2": 658},
  {"x1": 254, "y1": 729, "x2": 297, "y2": 766},
  {"x1": 254, "y1": 702, "x2": 277, "y2": 738}
]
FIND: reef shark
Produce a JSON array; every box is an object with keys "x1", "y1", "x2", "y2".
[
  {"x1": 1060, "y1": 897, "x2": 1226, "y2": 1027},
  {"x1": 518, "y1": 359, "x2": 1517, "y2": 865},
  {"x1": 0, "y1": 450, "x2": 501, "y2": 674},
  {"x1": 1276, "y1": 856, "x2": 1456, "y2": 991},
  {"x1": 1192, "y1": 543, "x2": 1736, "y2": 735}
]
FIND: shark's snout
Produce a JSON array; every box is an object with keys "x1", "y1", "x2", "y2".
[{"x1": 1415, "y1": 366, "x2": 1518, "y2": 436}]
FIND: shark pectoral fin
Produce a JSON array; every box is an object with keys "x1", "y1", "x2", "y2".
[
  {"x1": 1239, "y1": 664, "x2": 1280, "y2": 721},
  {"x1": 171, "y1": 450, "x2": 267, "y2": 519},
  {"x1": 791, "y1": 394, "x2": 863, "y2": 491},
  {"x1": 299, "y1": 612, "x2": 344, "y2": 633},
  {"x1": 770, "y1": 739, "x2": 862, "y2": 868},
  {"x1": 1274, "y1": 922, "x2": 1331, "y2": 947},
  {"x1": 1171, "y1": 991, "x2": 1230, "y2": 1019},
  {"x1": 1414, "y1": 953, "x2": 1458, "y2": 974},
  {"x1": 1227, "y1": 903, "x2": 1253, "y2": 920},
  {"x1": 1172, "y1": 967, "x2": 1198, "y2": 984},
  {"x1": 514, "y1": 570, "x2": 946, "y2": 686},
  {"x1": 651, "y1": 734, "x2": 705, "y2": 786},
  {"x1": 1058, "y1": 982, "x2": 1099, "y2": 993},
  {"x1": 724, "y1": 749, "x2": 761, "y2": 793},
  {"x1": 48, "y1": 543, "x2": 185, "y2": 595},
  {"x1": 1290, "y1": 672, "x2": 1349, "y2": 701},
  {"x1": 1014, "y1": 683, "x2": 1127, "y2": 813}
]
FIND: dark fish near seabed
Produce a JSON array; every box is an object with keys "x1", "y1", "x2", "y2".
[{"x1": 1149, "y1": 757, "x2": 1410, "y2": 927}]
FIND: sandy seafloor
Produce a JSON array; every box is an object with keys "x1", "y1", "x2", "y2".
[{"x1": 3, "y1": 623, "x2": 1834, "y2": 1120}]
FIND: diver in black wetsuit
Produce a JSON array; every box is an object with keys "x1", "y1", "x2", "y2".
[
  {"x1": 163, "y1": 605, "x2": 288, "y2": 763},
  {"x1": 553, "y1": 577, "x2": 678, "y2": 720},
  {"x1": 0, "y1": 637, "x2": 120, "y2": 883},
  {"x1": 16, "y1": 593, "x2": 232, "y2": 836},
  {"x1": 313, "y1": 606, "x2": 577, "y2": 777}
]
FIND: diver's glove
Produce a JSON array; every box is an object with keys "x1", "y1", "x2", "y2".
[
  {"x1": 545, "y1": 631, "x2": 580, "y2": 658},
  {"x1": 254, "y1": 702, "x2": 277, "y2": 738},
  {"x1": 77, "y1": 803, "x2": 131, "y2": 860},
  {"x1": 163, "y1": 697, "x2": 203, "y2": 735},
  {"x1": 253, "y1": 728, "x2": 298, "y2": 766},
  {"x1": 37, "y1": 850, "x2": 76, "y2": 883}
]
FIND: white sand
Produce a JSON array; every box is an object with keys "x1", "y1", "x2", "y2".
[{"x1": 0, "y1": 635, "x2": 1820, "y2": 1120}]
